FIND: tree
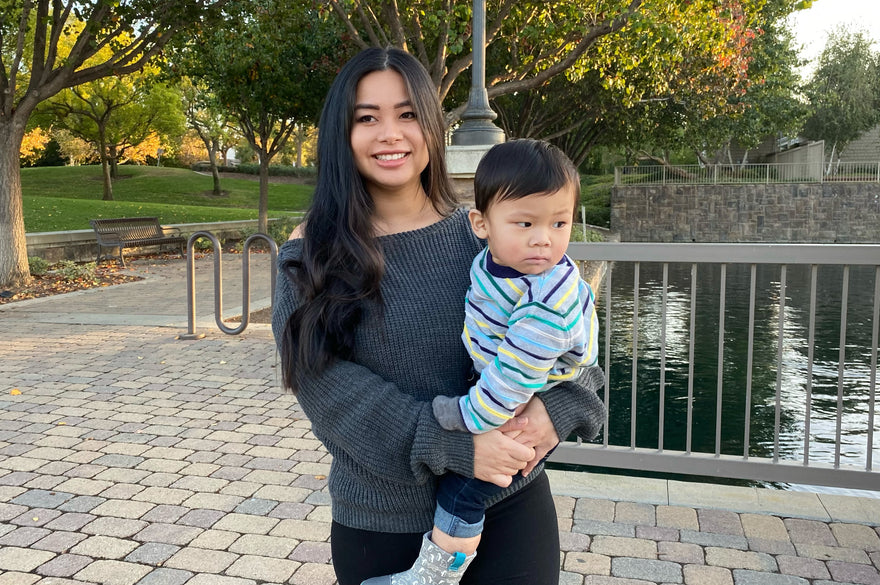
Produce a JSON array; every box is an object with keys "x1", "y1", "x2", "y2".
[
  {"x1": 802, "y1": 26, "x2": 880, "y2": 173},
  {"x1": 181, "y1": 0, "x2": 349, "y2": 233},
  {"x1": 0, "y1": 0, "x2": 227, "y2": 288},
  {"x1": 37, "y1": 65, "x2": 186, "y2": 200},
  {"x1": 181, "y1": 78, "x2": 238, "y2": 197}
]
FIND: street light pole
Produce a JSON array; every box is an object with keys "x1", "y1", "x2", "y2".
[{"x1": 451, "y1": 0, "x2": 504, "y2": 146}]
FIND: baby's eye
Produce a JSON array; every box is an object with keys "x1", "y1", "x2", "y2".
[
  {"x1": 553, "y1": 221, "x2": 567, "y2": 228},
  {"x1": 517, "y1": 221, "x2": 532, "y2": 228}
]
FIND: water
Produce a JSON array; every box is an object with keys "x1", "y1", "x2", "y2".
[{"x1": 571, "y1": 261, "x2": 879, "y2": 496}]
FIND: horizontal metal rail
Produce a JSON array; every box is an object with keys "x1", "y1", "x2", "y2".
[
  {"x1": 551, "y1": 242, "x2": 880, "y2": 492},
  {"x1": 615, "y1": 161, "x2": 880, "y2": 186}
]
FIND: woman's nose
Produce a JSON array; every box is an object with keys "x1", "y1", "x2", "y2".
[{"x1": 379, "y1": 119, "x2": 402, "y2": 142}]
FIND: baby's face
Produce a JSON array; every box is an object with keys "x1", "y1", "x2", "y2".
[{"x1": 473, "y1": 186, "x2": 575, "y2": 275}]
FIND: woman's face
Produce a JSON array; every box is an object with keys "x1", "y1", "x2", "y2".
[{"x1": 350, "y1": 69, "x2": 430, "y2": 199}]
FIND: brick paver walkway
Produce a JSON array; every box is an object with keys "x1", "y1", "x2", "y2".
[{"x1": 1, "y1": 255, "x2": 878, "y2": 584}]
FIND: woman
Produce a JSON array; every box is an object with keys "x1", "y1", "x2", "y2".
[{"x1": 272, "y1": 47, "x2": 602, "y2": 585}]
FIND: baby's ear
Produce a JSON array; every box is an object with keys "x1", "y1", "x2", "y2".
[{"x1": 468, "y1": 209, "x2": 489, "y2": 239}]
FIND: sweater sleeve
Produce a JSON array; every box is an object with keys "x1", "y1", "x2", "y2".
[
  {"x1": 538, "y1": 365, "x2": 607, "y2": 442},
  {"x1": 272, "y1": 237, "x2": 476, "y2": 486}
]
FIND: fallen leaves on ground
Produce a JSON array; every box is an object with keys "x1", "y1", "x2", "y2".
[{"x1": 0, "y1": 261, "x2": 143, "y2": 304}]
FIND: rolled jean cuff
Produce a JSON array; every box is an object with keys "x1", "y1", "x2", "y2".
[{"x1": 434, "y1": 503, "x2": 484, "y2": 539}]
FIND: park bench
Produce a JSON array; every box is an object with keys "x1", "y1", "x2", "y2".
[{"x1": 89, "y1": 217, "x2": 186, "y2": 267}]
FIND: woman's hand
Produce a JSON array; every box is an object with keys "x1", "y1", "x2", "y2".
[
  {"x1": 473, "y1": 421, "x2": 535, "y2": 488},
  {"x1": 498, "y1": 398, "x2": 560, "y2": 477}
]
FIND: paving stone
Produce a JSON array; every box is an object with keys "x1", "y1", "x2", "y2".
[
  {"x1": 683, "y1": 564, "x2": 732, "y2": 585},
  {"x1": 132, "y1": 487, "x2": 193, "y2": 506},
  {"x1": 777, "y1": 554, "x2": 832, "y2": 580},
  {"x1": 826, "y1": 560, "x2": 880, "y2": 585},
  {"x1": 731, "y1": 569, "x2": 809, "y2": 584},
  {"x1": 134, "y1": 567, "x2": 193, "y2": 585},
  {"x1": 289, "y1": 541, "x2": 332, "y2": 563},
  {"x1": 163, "y1": 546, "x2": 238, "y2": 573},
  {"x1": 58, "y1": 495, "x2": 105, "y2": 513},
  {"x1": 234, "y1": 498, "x2": 278, "y2": 516},
  {"x1": 659, "y1": 542, "x2": 704, "y2": 565},
  {"x1": 44, "y1": 512, "x2": 96, "y2": 532},
  {"x1": 794, "y1": 543, "x2": 872, "y2": 563},
  {"x1": 289, "y1": 561, "x2": 337, "y2": 585},
  {"x1": 658, "y1": 506, "x2": 700, "y2": 531},
  {"x1": 591, "y1": 536, "x2": 658, "y2": 559},
  {"x1": 268, "y1": 502, "x2": 313, "y2": 520},
  {"x1": 185, "y1": 574, "x2": 258, "y2": 585},
  {"x1": 612, "y1": 557, "x2": 682, "y2": 583},
  {"x1": 81, "y1": 516, "x2": 147, "y2": 538},
  {"x1": 0, "y1": 545, "x2": 56, "y2": 572},
  {"x1": 140, "y1": 504, "x2": 189, "y2": 524},
  {"x1": 270, "y1": 518, "x2": 331, "y2": 541},
  {"x1": 10, "y1": 489, "x2": 74, "y2": 509},
  {"x1": 229, "y1": 533, "x2": 297, "y2": 558},
  {"x1": 680, "y1": 530, "x2": 748, "y2": 550},
  {"x1": 90, "y1": 500, "x2": 155, "y2": 520},
  {"x1": 74, "y1": 559, "x2": 152, "y2": 585},
  {"x1": 615, "y1": 502, "x2": 656, "y2": 526},
  {"x1": 565, "y1": 552, "x2": 611, "y2": 575},
  {"x1": 705, "y1": 547, "x2": 777, "y2": 571},
  {"x1": 225, "y1": 555, "x2": 300, "y2": 582},
  {"x1": 133, "y1": 523, "x2": 203, "y2": 546},
  {"x1": 0, "y1": 526, "x2": 51, "y2": 546},
  {"x1": 698, "y1": 509, "x2": 744, "y2": 536},
  {"x1": 32, "y1": 530, "x2": 89, "y2": 553},
  {"x1": 189, "y1": 529, "x2": 240, "y2": 550},
  {"x1": 832, "y1": 524, "x2": 880, "y2": 552},
  {"x1": 741, "y1": 513, "x2": 789, "y2": 541},
  {"x1": 36, "y1": 554, "x2": 92, "y2": 577},
  {"x1": 573, "y1": 519, "x2": 636, "y2": 538},
  {"x1": 180, "y1": 493, "x2": 242, "y2": 512},
  {"x1": 177, "y1": 508, "x2": 225, "y2": 528},
  {"x1": 213, "y1": 512, "x2": 279, "y2": 535},
  {"x1": 125, "y1": 542, "x2": 181, "y2": 565},
  {"x1": 70, "y1": 535, "x2": 139, "y2": 559},
  {"x1": 0, "y1": 572, "x2": 40, "y2": 585},
  {"x1": 12, "y1": 507, "x2": 62, "y2": 527},
  {"x1": 637, "y1": 525, "x2": 680, "y2": 542},
  {"x1": 785, "y1": 518, "x2": 837, "y2": 546}
]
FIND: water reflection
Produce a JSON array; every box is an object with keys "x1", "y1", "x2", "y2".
[{"x1": 598, "y1": 261, "x2": 878, "y2": 493}]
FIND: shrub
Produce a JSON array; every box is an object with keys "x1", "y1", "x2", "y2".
[
  {"x1": 28, "y1": 256, "x2": 50, "y2": 276},
  {"x1": 56, "y1": 260, "x2": 97, "y2": 281}
]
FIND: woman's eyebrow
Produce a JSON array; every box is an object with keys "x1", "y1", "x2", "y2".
[{"x1": 354, "y1": 100, "x2": 413, "y2": 110}]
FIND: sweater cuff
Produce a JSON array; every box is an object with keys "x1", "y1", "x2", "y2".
[
  {"x1": 537, "y1": 366, "x2": 606, "y2": 442},
  {"x1": 432, "y1": 395, "x2": 469, "y2": 432},
  {"x1": 412, "y1": 407, "x2": 475, "y2": 479}
]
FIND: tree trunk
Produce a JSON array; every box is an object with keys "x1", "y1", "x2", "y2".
[
  {"x1": 208, "y1": 138, "x2": 222, "y2": 196},
  {"x1": 109, "y1": 145, "x2": 119, "y2": 180},
  {"x1": 258, "y1": 151, "x2": 270, "y2": 234},
  {"x1": 99, "y1": 136, "x2": 114, "y2": 201},
  {"x1": 0, "y1": 122, "x2": 33, "y2": 289}
]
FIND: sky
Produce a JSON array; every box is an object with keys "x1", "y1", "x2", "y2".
[{"x1": 786, "y1": 0, "x2": 880, "y2": 72}]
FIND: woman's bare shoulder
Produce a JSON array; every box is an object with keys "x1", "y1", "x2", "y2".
[{"x1": 289, "y1": 221, "x2": 306, "y2": 240}]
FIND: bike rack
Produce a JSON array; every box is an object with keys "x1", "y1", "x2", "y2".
[{"x1": 179, "y1": 231, "x2": 278, "y2": 339}]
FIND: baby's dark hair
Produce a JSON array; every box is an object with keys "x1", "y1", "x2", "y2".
[{"x1": 473, "y1": 139, "x2": 580, "y2": 215}]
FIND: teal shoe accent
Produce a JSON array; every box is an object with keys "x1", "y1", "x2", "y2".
[
  {"x1": 449, "y1": 551, "x2": 467, "y2": 571},
  {"x1": 361, "y1": 576, "x2": 392, "y2": 585}
]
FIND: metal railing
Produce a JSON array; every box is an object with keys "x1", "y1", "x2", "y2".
[
  {"x1": 181, "y1": 231, "x2": 278, "y2": 338},
  {"x1": 615, "y1": 161, "x2": 880, "y2": 186},
  {"x1": 550, "y1": 242, "x2": 880, "y2": 492}
]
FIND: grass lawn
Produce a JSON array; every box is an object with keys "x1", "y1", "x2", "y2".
[{"x1": 21, "y1": 165, "x2": 313, "y2": 232}]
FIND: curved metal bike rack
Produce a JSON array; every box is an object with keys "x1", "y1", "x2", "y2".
[{"x1": 180, "y1": 231, "x2": 278, "y2": 338}]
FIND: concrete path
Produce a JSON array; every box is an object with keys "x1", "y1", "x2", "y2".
[{"x1": 1, "y1": 254, "x2": 878, "y2": 585}]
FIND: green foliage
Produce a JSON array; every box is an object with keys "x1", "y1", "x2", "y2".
[
  {"x1": 56, "y1": 260, "x2": 97, "y2": 282},
  {"x1": 267, "y1": 216, "x2": 301, "y2": 245},
  {"x1": 28, "y1": 256, "x2": 50, "y2": 276},
  {"x1": 802, "y1": 26, "x2": 880, "y2": 158}
]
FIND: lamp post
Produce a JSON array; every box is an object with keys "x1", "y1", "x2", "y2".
[{"x1": 451, "y1": 0, "x2": 504, "y2": 146}]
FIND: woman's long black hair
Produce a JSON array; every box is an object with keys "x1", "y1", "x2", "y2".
[{"x1": 279, "y1": 47, "x2": 458, "y2": 393}]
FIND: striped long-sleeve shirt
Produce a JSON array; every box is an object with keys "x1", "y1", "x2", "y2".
[{"x1": 450, "y1": 248, "x2": 599, "y2": 434}]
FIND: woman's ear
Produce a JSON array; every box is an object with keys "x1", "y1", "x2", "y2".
[{"x1": 468, "y1": 208, "x2": 489, "y2": 239}]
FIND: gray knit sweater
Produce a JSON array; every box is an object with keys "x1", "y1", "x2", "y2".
[{"x1": 271, "y1": 208, "x2": 604, "y2": 533}]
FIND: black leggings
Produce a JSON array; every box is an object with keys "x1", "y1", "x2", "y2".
[{"x1": 331, "y1": 471, "x2": 560, "y2": 585}]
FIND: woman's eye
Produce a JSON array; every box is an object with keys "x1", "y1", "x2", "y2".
[
  {"x1": 355, "y1": 114, "x2": 376, "y2": 123},
  {"x1": 401, "y1": 111, "x2": 417, "y2": 120}
]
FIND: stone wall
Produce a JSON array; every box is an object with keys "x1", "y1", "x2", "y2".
[{"x1": 611, "y1": 182, "x2": 880, "y2": 243}]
